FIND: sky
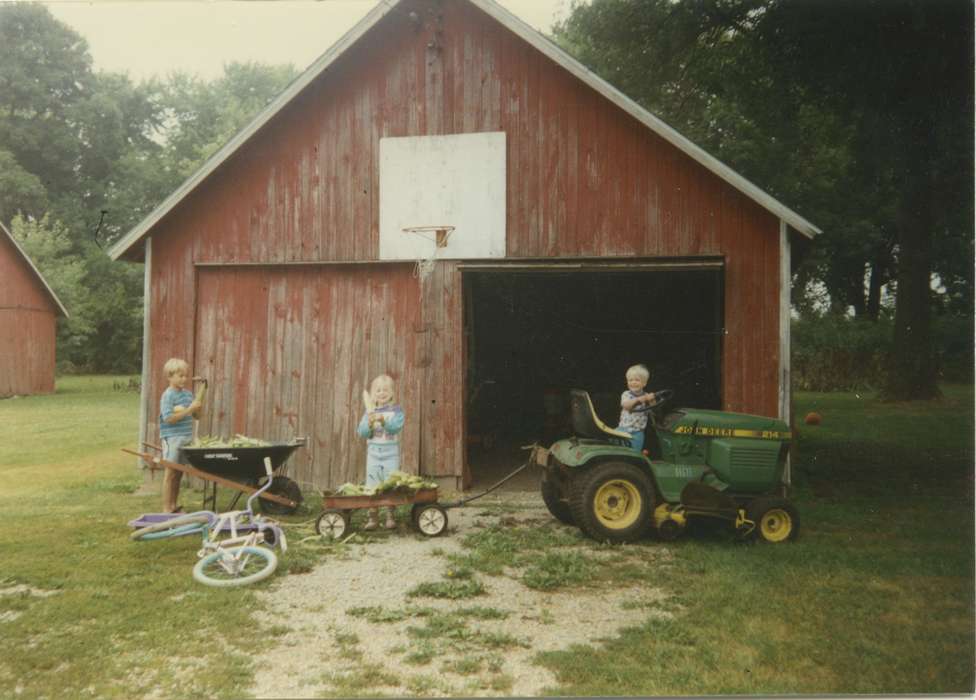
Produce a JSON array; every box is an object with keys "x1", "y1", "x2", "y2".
[{"x1": 41, "y1": 0, "x2": 572, "y2": 82}]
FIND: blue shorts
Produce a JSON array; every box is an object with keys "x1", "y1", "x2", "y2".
[
  {"x1": 366, "y1": 443, "x2": 400, "y2": 487},
  {"x1": 162, "y1": 434, "x2": 192, "y2": 464}
]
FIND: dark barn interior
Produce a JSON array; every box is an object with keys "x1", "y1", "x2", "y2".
[{"x1": 463, "y1": 266, "x2": 725, "y2": 487}]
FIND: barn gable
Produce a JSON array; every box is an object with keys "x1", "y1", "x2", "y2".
[
  {"x1": 108, "y1": 0, "x2": 818, "y2": 263},
  {"x1": 0, "y1": 221, "x2": 69, "y2": 318},
  {"x1": 0, "y1": 220, "x2": 66, "y2": 397}
]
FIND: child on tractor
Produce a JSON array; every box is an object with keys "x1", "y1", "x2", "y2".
[{"x1": 616, "y1": 364, "x2": 656, "y2": 453}]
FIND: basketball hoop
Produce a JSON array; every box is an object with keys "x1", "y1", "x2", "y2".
[{"x1": 401, "y1": 225, "x2": 455, "y2": 282}]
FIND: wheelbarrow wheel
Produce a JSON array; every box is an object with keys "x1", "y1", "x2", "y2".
[
  {"x1": 413, "y1": 504, "x2": 448, "y2": 537},
  {"x1": 193, "y1": 545, "x2": 278, "y2": 587},
  {"x1": 747, "y1": 497, "x2": 799, "y2": 543},
  {"x1": 130, "y1": 513, "x2": 210, "y2": 541},
  {"x1": 260, "y1": 477, "x2": 303, "y2": 515},
  {"x1": 316, "y1": 509, "x2": 349, "y2": 540}
]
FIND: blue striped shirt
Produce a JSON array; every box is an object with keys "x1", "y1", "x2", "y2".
[{"x1": 160, "y1": 387, "x2": 195, "y2": 439}]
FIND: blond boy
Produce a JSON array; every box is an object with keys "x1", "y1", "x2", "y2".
[{"x1": 159, "y1": 358, "x2": 202, "y2": 512}]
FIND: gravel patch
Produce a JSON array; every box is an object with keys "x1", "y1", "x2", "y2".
[{"x1": 250, "y1": 493, "x2": 674, "y2": 698}]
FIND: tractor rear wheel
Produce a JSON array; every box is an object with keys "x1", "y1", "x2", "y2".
[
  {"x1": 747, "y1": 497, "x2": 799, "y2": 543},
  {"x1": 540, "y1": 471, "x2": 574, "y2": 525},
  {"x1": 570, "y1": 461, "x2": 655, "y2": 543}
]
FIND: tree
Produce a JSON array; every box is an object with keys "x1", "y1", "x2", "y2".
[
  {"x1": 751, "y1": 0, "x2": 973, "y2": 398},
  {"x1": 555, "y1": 0, "x2": 974, "y2": 398},
  {"x1": 552, "y1": 0, "x2": 890, "y2": 319},
  {"x1": 0, "y1": 2, "x2": 93, "y2": 223}
]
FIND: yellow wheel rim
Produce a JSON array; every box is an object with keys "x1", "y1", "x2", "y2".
[
  {"x1": 759, "y1": 508, "x2": 793, "y2": 542},
  {"x1": 594, "y1": 479, "x2": 642, "y2": 530}
]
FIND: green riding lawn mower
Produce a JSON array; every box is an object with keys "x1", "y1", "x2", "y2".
[{"x1": 538, "y1": 389, "x2": 799, "y2": 544}]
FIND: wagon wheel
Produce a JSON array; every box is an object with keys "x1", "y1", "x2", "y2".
[
  {"x1": 413, "y1": 504, "x2": 448, "y2": 537},
  {"x1": 260, "y1": 476, "x2": 303, "y2": 515},
  {"x1": 316, "y1": 509, "x2": 349, "y2": 540}
]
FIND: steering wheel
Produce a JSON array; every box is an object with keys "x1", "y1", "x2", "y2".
[{"x1": 647, "y1": 389, "x2": 674, "y2": 411}]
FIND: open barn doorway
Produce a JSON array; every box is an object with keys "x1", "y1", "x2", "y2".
[{"x1": 462, "y1": 262, "x2": 724, "y2": 490}]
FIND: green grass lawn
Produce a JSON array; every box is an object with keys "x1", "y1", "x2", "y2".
[{"x1": 1, "y1": 378, "x2": 973, "y2": 697}]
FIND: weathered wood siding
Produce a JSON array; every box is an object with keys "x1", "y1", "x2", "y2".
[
  {"x1": 0, "y1": 234, "x2": 57, "y2": 396},
  {"x1": 141, "y1": 0, "x2": 781, "y2": 487}
]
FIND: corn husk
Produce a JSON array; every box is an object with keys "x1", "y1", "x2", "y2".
[{"x1": 188, "y1": 434, "x2": 271, "y2": 448}]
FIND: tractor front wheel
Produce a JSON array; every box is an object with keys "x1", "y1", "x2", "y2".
[
  {"x1": 540, "y1": 471, "x2": 575, "y2": 525},
  {"x1": 570, "y1": 462, "x2": 655, "y2": 543},
  {"x1": 747, "y1": 497, "x2": 799, "y2": 543}
]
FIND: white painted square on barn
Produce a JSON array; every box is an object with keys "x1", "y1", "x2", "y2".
[{"x1": 379, "y1": 132, "x2": 506, "y2": 260}]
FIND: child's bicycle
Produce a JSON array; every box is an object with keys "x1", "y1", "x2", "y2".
[{"x1": 130, "y1": 457, "x2": 288, "y2": 587}]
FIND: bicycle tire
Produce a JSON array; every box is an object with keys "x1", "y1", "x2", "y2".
[
  {"x1": 192, "y1": 546, "x2": 278, "y2": 587},
  {"x1": 130, "y1": 514, "x2": 211, "y2": 541}
]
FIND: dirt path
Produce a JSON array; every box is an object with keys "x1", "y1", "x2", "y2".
[{"x1": 250, "y1": 493, "x2": 674, "y2": 697}]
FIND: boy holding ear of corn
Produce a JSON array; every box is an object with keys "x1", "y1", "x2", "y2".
[
  {"x1": 356, "y1": 374, "x2": 404, "y2": 530},
  {"x1": 159, "y1": 358, "x2": 204, "y2": 512}
]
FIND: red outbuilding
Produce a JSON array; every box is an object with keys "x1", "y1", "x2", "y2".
[
  {"x1": 109, "y1": 0, "x2": 819, "y2": 490},
  {"x1": 0, "y1": 220, "x2": 68, "y2": 397}
]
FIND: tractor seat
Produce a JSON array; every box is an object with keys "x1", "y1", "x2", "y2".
[{"x1": 569, "y1": 389, "x2": 633, "y2": 444}]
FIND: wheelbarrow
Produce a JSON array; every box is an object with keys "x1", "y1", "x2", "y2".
[{"x1": 124, "y1": 438, "x2": 306, "y2": 514}]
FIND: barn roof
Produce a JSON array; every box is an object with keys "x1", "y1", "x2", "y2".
[
  {"x1": 108, "y1": 0, "x2": 820, "y2": 262},
  {"x1": 0, "y1": 220, "x2": 69, "y2": 318}
]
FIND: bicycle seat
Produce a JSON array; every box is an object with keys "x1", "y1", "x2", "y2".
[{"x1": 569, "y1": 389, "x2": 633, "y2": 443}]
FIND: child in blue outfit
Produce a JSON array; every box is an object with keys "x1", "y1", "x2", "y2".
[
  {"x1": 159, "y1": 357, "x2": 203, "y2": 512},
  {"x1": 356, "y1": 374, "x2": 404, "y2": 530},
  {"x1": 617, "y1": 364, "x2": 656, "y2": 453}
]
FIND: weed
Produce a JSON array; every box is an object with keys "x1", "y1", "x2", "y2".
[
  {"x1": 323, "y1": 664, "x2": 399, "y2": 697},
  {"x1": 332, "y1": 630, "x2": 361, "y2": 660},
  {"x1": 403, "y1": 640, "x2": 438, "y2": 666},
  {"x1": 487, "y1": 673, "x2": 515, "y2": 693},
  {"x1": 442, "y1": 655, "x2": 483, "y2": 675},
  {"x1": 347, "y1": 605, "x2": 413, "y2": 623},
  {"x1": 520, "y1": 550, "x2": 596, "y2": 590},
  {"x1": 474, "y1": 631, "x2": 527, "y2": 649},
  {"x1": 455, "y1": 605, "x2": 509, "y2": 620},
  {"x1": 407, "y1": 579, "x2": 485, "y2": 600},
  {"x1": 404, "y1": 673, "x2": 442, "y2": 694},
  {"x1": 407, "y1": 612, "x2": 474, "y2": 642}
]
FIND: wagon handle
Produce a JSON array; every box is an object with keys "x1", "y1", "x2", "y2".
[{"x1": 438, "y1": 446, "x2": 539, "y2": 508}]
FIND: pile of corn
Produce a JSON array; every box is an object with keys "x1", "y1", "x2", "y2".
[
  {"x1": 330, "y1": 471, "x2": 437, "y2": 497},
  {"x1": 187, "y1": 434, "x2": 271, "y2": 448}
]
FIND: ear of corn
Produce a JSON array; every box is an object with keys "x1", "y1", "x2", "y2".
[
  {"x1": 324, "y1": 471, "x2": 438, "y2": 497},
  {"x1": 187, "y1": 434, "x2": 272, "y2": 448}
]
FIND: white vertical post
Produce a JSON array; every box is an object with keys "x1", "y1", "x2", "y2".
[
  {"x1": 779, "y1": 221, "x2": 792, "y2": 487},
  {"x1": 138, "y1": 237, "x2": 153, "y2": 488}
]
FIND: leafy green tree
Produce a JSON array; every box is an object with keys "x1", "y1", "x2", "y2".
[
  {"x1": 552, "y1": 0, "x2": 887, "y2": 319},
  {"x1": 555, "y1": 0, "x2": 973, "y2": 398},
  {"x1": 0, "y1": 3, "x2": 298, "y2": 372},
  {"x1": 751, "y1": 0, "x2": 973, "y2": 398},
  {"x1": 0, "y1": 2, "x2": 93, "y2": 222}
]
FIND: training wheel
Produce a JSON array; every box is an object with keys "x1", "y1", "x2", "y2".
[
  {"x1": 413, "y1": 504, "x2": 448, "y2": 537},
  {"x1": 316, "y1": 509, "x2": 349, "y2": 540}
]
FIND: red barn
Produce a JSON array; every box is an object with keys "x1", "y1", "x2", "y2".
[
  {"x1": 109, "y1": 0, "x2": 819, "y2": 491},
  {"x1": 0, "y1": 221, "x2": 68, "y2": 397}
]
